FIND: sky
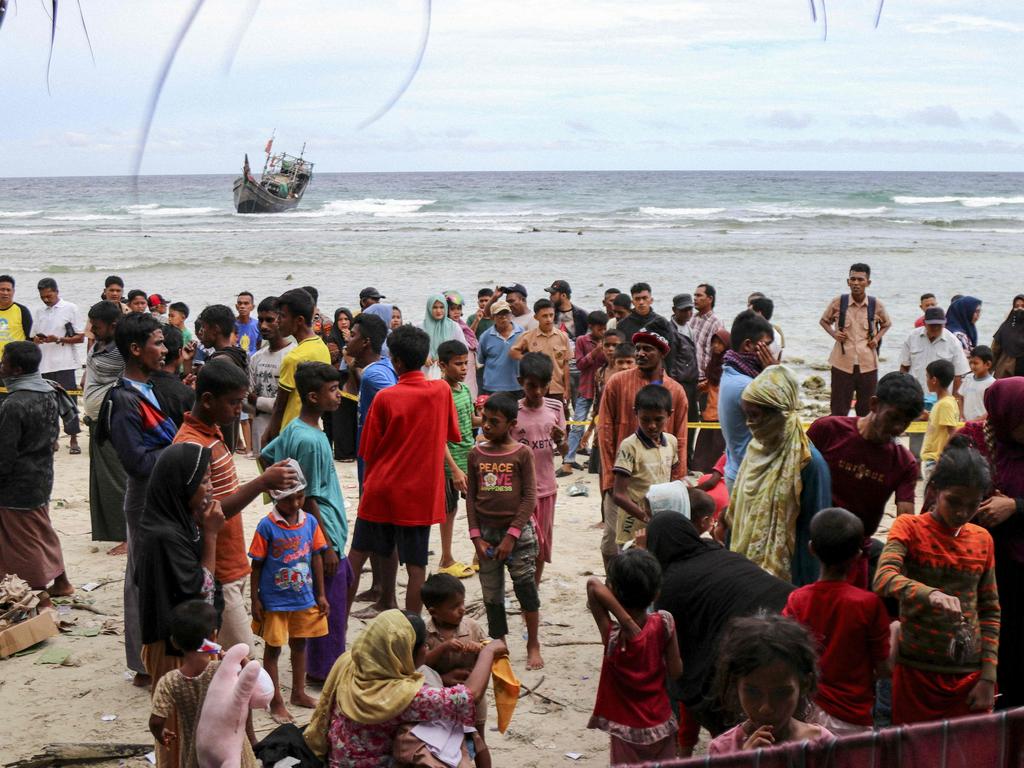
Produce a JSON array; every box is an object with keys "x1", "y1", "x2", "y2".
[{"x1": 2, "y1": 0, "x2": 1023, "y2": 175}]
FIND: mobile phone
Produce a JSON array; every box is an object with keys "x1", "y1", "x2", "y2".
[{"x1": 64, "y1": 322, "x2": 76, "y2": 337}]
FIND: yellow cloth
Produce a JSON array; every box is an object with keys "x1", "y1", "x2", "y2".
[
  {"x1": 278, "y1": 336, "x2": 331, "y2": 428},
  {"x1": 490, "y1": 656, "x2": 520, "y2": 733},
  {"x1": 922, "y1": 394, "x2": 959, "y2": 462},
  {"x1": 251, "y1": 606, "x2": 328, "y2": 648},
  {"x1": 729, "y1": 366, "x2": 810, "y2": 581}
]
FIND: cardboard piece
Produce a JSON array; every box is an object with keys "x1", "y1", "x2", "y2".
[{"x1": 0, "y1": 610, "x2": 60, "y2": 659}]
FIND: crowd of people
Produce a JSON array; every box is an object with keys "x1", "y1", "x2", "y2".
[{"x1": 1, "y1": 267, "x2": 1023, "y2": 767}]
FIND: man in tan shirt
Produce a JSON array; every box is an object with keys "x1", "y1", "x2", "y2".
[
  {"x1": 819, "y1": 263, "x2": 892, "y2": 417},
  {"x1": 509, "y1": 298, "x2": 571, "y2": 400}
]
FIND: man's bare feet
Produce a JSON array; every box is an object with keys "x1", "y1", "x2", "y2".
[
  {"x1": 290, "y1": 691, "x2": 319, "y2": 709},
  {"x1": 269, "y1": 700, "x2": 294, "y2": 724},
  {"x1": 132, "y1": 672, "x2": 152, "y2": 688},
  {"x1": 47, "y1": 574, "x2": 75, "y2": 598},
  {"x1": 526, "y1": 644, "x2": 545, "y2": 671},
  {"x1": 354, "y1": 586, "x2": 381, "y2": 603},
  {"x1": 107, "y1": 542, "x2": 128, "y2": 556}
]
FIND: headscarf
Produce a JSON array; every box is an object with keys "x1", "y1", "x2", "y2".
[
  {"x1": 704, "y1": 329, "x2": 731, "y2": 387},
  {"x1": 946, "y1": 295, "x2": 982, "y2": 349},
  {"x1": 648, "y1": 513, "x2": 793, "y2": 711},
  {"x1": 993, "y1": 298, "x2": 1024, "y2": 360},
  {"x1": 330, "y1": 307, "x2": 353, "y2": 350},
  {"x1": 134, "y1": 443, "x2": 213, "y2": 648},
  {"x1": 423, "y1": 294, "x2": 461, "y2": 358},
  {"x1": 3, "y1": 370, "x2": 54, "y2": 394},
  {"x1": 362, "y1": 302, "x2": 394, "y2": 327},
  {"x1": 445, "y1": 290, "x2": 478, "y2": 352},
  {"x1": 728, "y1": 366, "x2": 810, "y2": 581},
  {"x1": 722, "y1": 348, "x2": 764, "y2": 380}
]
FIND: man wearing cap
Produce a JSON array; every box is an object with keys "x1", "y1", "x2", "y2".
[
  {"x1": 477, "y1": 300, "x2": 525, "y2": 396},
  {"x1": 597, "y1": 330, "x2": 688, "y2": 570},
  {"x1": 485, "y1": 283, "x2": 532, "y2": 329},
  {"x1": 544, "y1": 280, "x2": 589, "y2": 339},
  {"x1": 359, "y1": 287, "x2": 386, "y2": 309},
  {"x1": 899, "y1": 306, "x2": 970, "y2": 395},
  {"x1": 148, "y1": 294, "x2": 169, "y2": 324}
]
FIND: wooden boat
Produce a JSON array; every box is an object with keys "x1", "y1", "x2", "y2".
[{"x1": 233, "y1": 138, "x2": 313, "y2": 214}]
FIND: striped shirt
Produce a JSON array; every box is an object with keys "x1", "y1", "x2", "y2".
[
  {"x1": 173, "y1": 413, "x2": 249, "y2": 583},
  {"x1": 874, "y1": 513, "x2": 999, "y2": 681},
  {"x1": 689, "y1": 310, "x2": 724, "y2": 380}
]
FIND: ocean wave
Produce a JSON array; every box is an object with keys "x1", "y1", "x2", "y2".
[
  {"x1": 750, "y1": 205, "x2": 890, "y2": 218},
  {"x1": 893, "y1": 195, "x2": 1024, "y2": 207},
  {"x1": 922, "y1": 217, "x2": 1024, "y2": 229},
  {"x1": 638, "y1": 206, "x2": 727, "y2": 217},
  {"x1": 120, "y1": 204, "x2": 222, "y2": 216},
  {"x1": 0, "y1": 210, "x2": 43, "y2": 218},
  {"x1": 49, "y1": 214, "x2": 127, "y2": 221},
  {"x1": 319, "y1": 198, "x2": 436, "y2": 216}
]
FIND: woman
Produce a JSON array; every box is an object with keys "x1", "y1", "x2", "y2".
[
  {"x1": 992, "y1": 295, "x2": 1024, "y2": 378},
  {"x1": 690, "y1": 328, "x2": 730, "y2": 472},
  {"x1": 422, "y1": 294, "x2": 466, "y2": 379},
  {"x1": 305, "y1": 609, "x2": 507, "y2": 767},
  {"x1": 726, "y1": 366, "x2": 832, "y2": 585},
  {"x1": 647, "y1": 513, "x2": 793, "y2": 745},
  {"x1": 391, "y1": 306, "x2": 403, "y2": 330},
  {"x1": 946, "y1": 296, "x2": 983, "y2": 354},
  {"x1": 445, "y1": 290, "x2": 479, "y2": 399},
  {"x1": 134, "y1": 443, "x2": 224, "y2": 767},
  {"x1": 958, "y1": 377, "x2": 1024, "y2": 708},
  {"x1": 328, "y1": 308, "x2": 358, "y2": 461}
]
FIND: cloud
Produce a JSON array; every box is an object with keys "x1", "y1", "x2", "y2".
[
  {"x1": 760, "y1": 110, "x2": 813, "y2": 130},
  {"x1": 907, "y1": 15, "x2": 1024, "y2": 35},
  {"x1": 908, "y1": 105, "x2": 964, "y2": 129},
  {"x1": 981, "y1": 111, "x2": 1021, "y2": 134},
  {"x1": 565, "y1": 120, "x2": 597, "y2": 134}
]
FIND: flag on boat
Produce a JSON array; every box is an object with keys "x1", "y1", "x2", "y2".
[{"x1": 265, "y1": 137, "x2": 274, "y2": 155}]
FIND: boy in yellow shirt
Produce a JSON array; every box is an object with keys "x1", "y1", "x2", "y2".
[{"x1": 920, "y1": 359, "x2": 959, "y2": 482}]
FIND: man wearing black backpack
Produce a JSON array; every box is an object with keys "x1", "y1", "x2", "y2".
[{"x1": 820, "y1": 263, "x2": 892, "y2": 417}]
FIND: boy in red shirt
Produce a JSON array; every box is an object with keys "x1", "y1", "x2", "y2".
[
  {"x1": 784, "y1": 507, "x2": 891, "y2": 735},
  {"x1": 346, "y1": 325, "x2": 461, "y2": 618}
]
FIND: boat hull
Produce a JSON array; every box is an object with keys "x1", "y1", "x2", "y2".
[{"x1": 233, "y1": 176, "x2": 302, "y2": 214}]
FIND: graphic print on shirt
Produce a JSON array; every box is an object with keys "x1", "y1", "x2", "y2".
[
  {"x1": 274, "y1": 559, "x2": 312, "y2": 592},
  {"x1": 479, "y1": 461, "x2": 514, "y2": 493}
]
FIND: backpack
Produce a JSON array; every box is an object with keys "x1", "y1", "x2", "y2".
[
  {"x1": 668, "y1": 327, "x2": 699, "y2": 385},
  {"x1": 838, "y1": 294, "x2": 882, "y2": 352}
]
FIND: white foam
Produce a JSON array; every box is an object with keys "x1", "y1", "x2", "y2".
[
  {"x1": 893, "y1": 195, "x2": 1024, "y2": 207},
  {"x1": 121, "y1": 204, "x2": 221, "y2": 216},
  {"x1": 50, "y1": 214, "x2": 126, "y2": 221},
  {"x1": 748, "y1": 205, "x2": 889, "y2": 217},
  {"x1": 0, "y1": 210, "x2": 42, "y2": 218},
  {"x1": 319, "y1": 198, "x2": 436, "y2": 216},
  {"x1": 639, "y1": 206, "x2": 726, "y2": 217}
]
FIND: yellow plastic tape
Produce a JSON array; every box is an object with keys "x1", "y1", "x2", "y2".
[{"x1": 567, "y1": 419, "x2": 938, "y2": 433}]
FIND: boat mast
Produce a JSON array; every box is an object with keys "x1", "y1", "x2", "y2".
[{"x1": 261, "y1": 129, "x2": 276, "y2": 176}]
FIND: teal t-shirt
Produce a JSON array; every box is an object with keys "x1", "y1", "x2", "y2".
[
  {"x1": 446, "y1": 382, "x2": 475, "y2": 477},
  {"x1": 262, "y1": 419, "x2": 348, "y2": 555}
]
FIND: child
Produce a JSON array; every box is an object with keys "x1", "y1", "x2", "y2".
[
  {"x1": 438, "y1": 339, "x2": 480, "y2": 578},
  {"x1": 509, "y1": 298, "x2": 571, "y2": 401},
  {"x1": 513, "y1": 352, "x2": 567, "y2": 584},
  {"x1": 421, "y1": 573, "x2": 492, "y2": 768},
  {"x1": 587, "y1": 548, "x2": 682, "y2": 764},
  {"x1": 688, "y1": 487, "x2": 717, "y2": 538},
  {"x1": 587, "y1": 336, "x2": 634, "y2": 480},
  {"x1": 260, "y1": 361, "x2": 350, "y2": 684},
  {"x1": 168, "y1": 301, "x2": 194, "y2": 345},
  {"x1": 248, "y1": 463, "x2": 329, "y2": 723},
  {"x1": 874, "y1": 436, "x2": 998, "y2": 725},
  {"x1": 149, "y1": 600, "x2": 258, "y2": 768},
  {"x1": 710, "y1": 615, "x2": 833, "y2": 754},
  {"x1": 564, "y1": 309, "x2": 608, "y2": 474},
  {"x1": 611, "y1": 385, "x2": 679, "y2": 547},
  {"x1": 465, "y1": 392, "x2": 544, "y2": 670},
  {"x1": 783, "y1": 507, "x2": 891, "y2": 735},
  {"x1": 920, "y1": 358, "x2": 959, "y2": 481},
  {"x1": 958, "y1": 344, "x2": 995, "y2": 421}
]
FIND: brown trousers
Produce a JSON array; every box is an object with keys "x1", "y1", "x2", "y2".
[{"x1": 830, "y1": 366, "x2": 877, "y2": 417}]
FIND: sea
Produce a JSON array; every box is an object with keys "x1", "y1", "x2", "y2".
[{"x1": 1, "y1": 170, "x2": 1021, "y2": 377}]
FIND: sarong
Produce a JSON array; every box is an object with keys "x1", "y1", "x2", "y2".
[
  {"x1": 0, "y1": 504, "x2": 65, "y2": 589},
  {"x1": 88, "y1": 423, "x2": 127, "y2": 541},
  {"x1": 307, "y1": 557, "x2": 353, "y2": 680}
]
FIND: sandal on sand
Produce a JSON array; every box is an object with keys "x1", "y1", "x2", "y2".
[
  {"x1": 69, "y1": 445, "x2": 82, "y2": 455},
  {"x1": 437, "y1": 562, "x2": 475, "y2": 579}
]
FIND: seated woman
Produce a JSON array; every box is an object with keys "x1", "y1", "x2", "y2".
[{"x1": 305, "y1": 609, "x2": 507, "y2": 768}]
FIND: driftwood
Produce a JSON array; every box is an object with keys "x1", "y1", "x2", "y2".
[{"x1": 5, "y1": 743, "x2": 151, "y2": 768}]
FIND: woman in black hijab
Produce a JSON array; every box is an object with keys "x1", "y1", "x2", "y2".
[
  {"x1": 647, "y1": 512, "x2": 793, "y2": 739},
  {"x1": 992, "y1": 294, "x2": 1024, "y2": 378},
  {"x1": 327, "y1": 307, "x2": 358, "y2": 460},
  {"x1": 135, "y1": 442, "x2": 225, "y2": 685}
]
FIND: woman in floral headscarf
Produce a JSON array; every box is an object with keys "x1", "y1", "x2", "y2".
[{"x1": 725, "y1": 366, "x2": 832, "y2": 585}]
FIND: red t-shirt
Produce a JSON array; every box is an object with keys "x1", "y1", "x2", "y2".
[
  {"x1": 358, "y1": 371, "x2": 460, "y2": 527},
  {"x1": 806, "y1": 415, "x2": 917, "y2": 537},
  {"x1": 784, "y1": 581, "x2": 890, "y2": 725}
]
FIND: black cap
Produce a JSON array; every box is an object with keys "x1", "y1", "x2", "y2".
[
  {"x1": 501, "y1": 283, "x2": 528, "y2": 298},
  {"x1": 672, "y1": 293, "x2": 694, "y2": 310},
  {"x1": 923, "y1": 307, "x2": 946, "y2": 325},
  {"x1": 359, "y1": 287, "x2": 385, "y2": 300},
  {"x1": 544, "y1": 280, "x2": 571, "y2": 296}
]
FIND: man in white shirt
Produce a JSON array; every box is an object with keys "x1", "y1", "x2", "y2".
[
  {"x1": 34, "y1": 278, "x2": 84, "y2": 453},
  {"x1": 247, "y1": 297, "x2": 295, "y2": 454},
  {"x1": 899, "y1": 306, "x2": 970, "y2": 395}
]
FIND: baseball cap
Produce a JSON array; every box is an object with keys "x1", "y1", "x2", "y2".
[
  {"x1": 923, "y1": 307, "x2": 946, "y2": 325},
  {"x1": 631, "y1": 330, "x2": 671, "y2": 355},
  {"x1": 500, "y1": 283, "x2": 528, "y2": 298},
  {"x1": 359, "y1": 287, "x2": 386, "y2": 300},
  {"x1": 544, "y1": 280, "x2": 571, "y2": 296},
  {"x1": 672, "y1": 293, "x2": 694, "y2": 310},
  {"x1": 148, "y1": 293, "x2": 167, "y2": 309},
  {"x1": 489, "y1": 299, "x2": 513, "y2": 317}
]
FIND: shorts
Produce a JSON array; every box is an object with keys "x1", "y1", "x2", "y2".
[
  {"x1": 532, "y1": 494, "x2": 556, "y2": 563},
  {"x1": 42, "y1": 369, "x2": 77, "y2": 391},
  {"x1": 252, "y1": 606, "x2": 328, "y2": 648},
  {"x1": 350, "y1": 518, "x2": 431, "y2": 567},
  {"x1": 445, "y1": 476, "x2": 462, "y2": 515}
]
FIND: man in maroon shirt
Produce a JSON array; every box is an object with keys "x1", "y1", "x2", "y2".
[{"x1": 807, "y1": 371, "x2": 922, "y2": 588}]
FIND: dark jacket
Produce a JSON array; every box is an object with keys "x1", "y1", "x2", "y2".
[
  {"x1": 0, "y1": 389, "x2": 60, "y2": 508},
  {"x1": 558, "y1": 303, "x2": 590, "y2": 340},
  {"x1": 150, "y1": 371, "x2": 196, "y2": 428},
  {"x1": 98, "y1": 379, "x2": 177, "y2": 479}
]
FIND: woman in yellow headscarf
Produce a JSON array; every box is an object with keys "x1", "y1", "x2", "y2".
[
  {"x1": 305, "y1": 609, "x2": 507, "y2": 767},
  {"x1": 726, "y1": 366, "x2": 832, "y2": 585}
]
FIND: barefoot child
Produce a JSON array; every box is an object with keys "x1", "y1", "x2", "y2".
[
  {"x1": 710, "y1": 614, "x2": 833, "y2": 754},
  {"x1": 466, "y1": 392, "x2": 544, "y2": 670},
  {"x1": 149, "y1": 600, "x2": 258, "y2": 768},
  {"x1": 513, "y1": 352, "x2": 567, "y2": 584},
  {"x1": 874, "y1": 436, "x2": 999, "y2": 724},
  {"x1": 248, "y1": 464, "x2": 329, "y2": 722},
  {"x1": 587, "y1": 548, "x2": 682, "y2": 764}
]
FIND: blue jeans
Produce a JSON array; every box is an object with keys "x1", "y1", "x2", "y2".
[{"x1": 565, "y1": 395, "x2": 593, "y2": 463}]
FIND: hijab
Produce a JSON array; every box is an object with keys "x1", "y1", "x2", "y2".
[
  {"x1": 729, "y1": 366, "x2": 811, "y2": 581},
  {"x1": 704, "y1": 329, "x2": 731, "y2": 387},
  {"x1": 993, "y1": 297, "x2": 1024, "y2": 360},
  {"x1": 423, "y1": 294, "x2": 461, "y2": 357},
  {"x1": 946, "y1": 295, "x2": 982, "y2": 348},
  {"x1": 330, "y1": 307, "x2": 353, "y2": 350},
  {"x1": 362, "y1": 302, "x2": 394, "y2": 327},
  {"x1": 134, "y1": 442, "x2": 213, "y2": 648},
  {"x1": 648, "y1": 512, "x2": 793, "y2": 708}
]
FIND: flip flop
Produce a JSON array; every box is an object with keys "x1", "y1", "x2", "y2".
[
  {"x1": 69, "y1": 445, "x2": 82, "y2": 455},
  {"x1": 438, "y1": 562, "x2": 475, "y2": 579}
]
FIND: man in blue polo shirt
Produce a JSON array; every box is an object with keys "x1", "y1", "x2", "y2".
[{"x1": 477, "y1": 300, "x2": 525, "y2": 397}]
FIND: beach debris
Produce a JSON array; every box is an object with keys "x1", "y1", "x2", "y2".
[
  {"x1": 801, "y1": 375, "x2": 826, "y2": 391},
  {"x1": 565, "y1": 753, "x2": 583, "y2": 761},
  {"x1": 35, "y1": 647, "x2": 72, "y2": 666},
  {"x1": 5, "y1": 743, "x2": 153, "y2": 768},
  {"x1": 100, "y1": 714, "x2": 117, "y2": 722},
  {"x1": 567, "y1": 482, "x2": 589, "y2": 497}
]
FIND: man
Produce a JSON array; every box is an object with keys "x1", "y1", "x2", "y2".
[
  {"x1": 477, "y1": 300, "x2": 525, "y2": 396},
  {"x1": 0, "y1": 274, "x2": 33, "y2": 361},
  {"x1": 198, "y1": 304, "x2": 247, "y2": 452},
  {"x1": 602, "y1": 287, "x2": 622, "y2": 316},
  {"x1": 102, "y1": 275, "x2": 126, "y2": 307},
  {"x1": 150, "y1": 325, "x2": 196, "y2": 428},
  {"x1": 0, "y1": 341, "x2": 73, "y2": 597},
  {"x1": 749, "y1": 295, "x2": 784, "y2": 361},
  {"x1": 358, "y1": 286, "x2": 387, "y2": 311},
  {"x1": 509, "y1": 298, "x2": 572, "y2": 401},
  {"x1": 669, "y1": 293, "x2": 700, "y2": 460},
  {"x1": 544, "y1": 279, "x2": 589, "y2": 339},
  {"x1": 248, "y1": 296, "x2": 295, "y2": 455},
  {"x1": 690, "y1": 283, "x2": 725, "y2": 385},
  {"x1": 597, "y1": 330, "x2": 688, "y2": 571},
  {"x1": 485, "y1": 283, "x2": 532, "y2": 328},
  {"x1": 820, "y1": 263, "x2": 892, "y2": 417},
  {"x1": 262, "y1": 288, "x2": 331, "y2": 446},
  {"x1": 468, "y1": 288, "x2": 494, "y2": 336},
  {"x1": 234, "y1": 291, "x2": 261, "y2": 356},
  {"x1": 807, "y1": 372, "x2": 922, "y2": 587},
  {"x1": 914, "y1": 293, "x2": 938, "y2": 328},
  {"x1": 615, "y1": 282, "x2": 675, "y2": 346},
  {"x1": 148, "y1": 293, "x2": 169, "y2": 324},
  {"x1": 33, "y1": 278, "x2": 84, "y2": 454},
  {"x1": 899, "y1": 307, "x2": 971, "y2": 396},
  {"x1": 83, "y1": 300, "x2": 127, "y2": 553}
]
